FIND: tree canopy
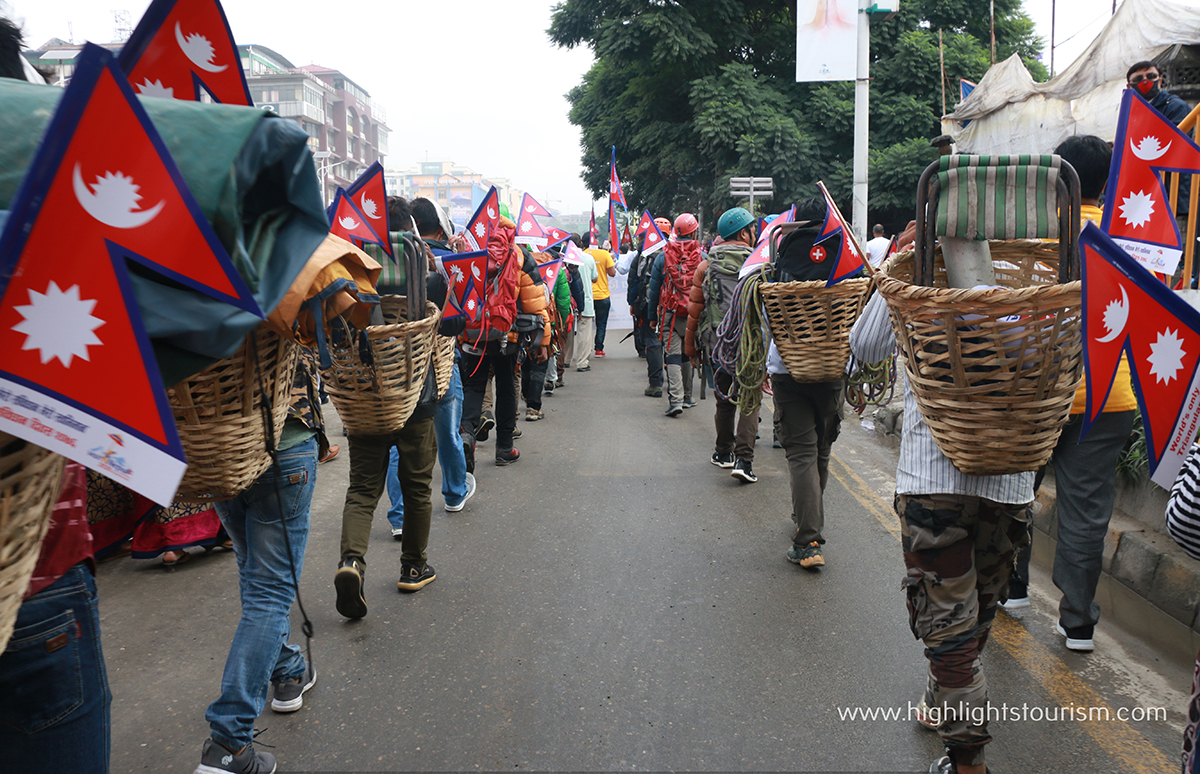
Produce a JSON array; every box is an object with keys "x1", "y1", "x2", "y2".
[{"x1": 550, "y1": 0, "x2": 1046, "y2": 231}]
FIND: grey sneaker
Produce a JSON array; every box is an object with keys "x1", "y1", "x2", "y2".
[
  {"x1": 270, "y1": 664, "x2": 316, "y2": 713},
  {"x1": 334, "y1": 556, "x2": 367, "y2": 619},
  {"x1": 644, "y1": 385, "x2": 663, "y2": 397},
  {"x1": 445, "y1": 473, "x2": 476, "y2": 512},
  {"x1": 682, "y1": 397, "x2": 698, "y2": 408},
  {"x1": 476, "y1": 411, "x2": 495, "y2": 442},
  {"x1": 194, "y1": 738, "x2": 276, "y2": 774},
  {"x1": 665, "y1": 404, "x2": 683, "y2": 417}
]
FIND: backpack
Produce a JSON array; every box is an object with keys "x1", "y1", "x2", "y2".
[
  {"x1": 636, "y1": 249, "x2": 656, "y2": 310},
  {"x1": 700, "y1": 245, "x2": 750, "y2": 340},
  {"x1": 659, "y1": 240, "x2": 702, "y2": 317},
  {"x1": 464, "y1": 219, "x2": 519, "y2": 341},
  {"x1": 774, "y1": 226, "x2": 844, "y2": 283}
]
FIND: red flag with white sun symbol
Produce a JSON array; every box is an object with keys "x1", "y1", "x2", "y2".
[
  {"x1": 345, "y1": 162, "x2": 392, "y2": 258},
  {"x1": 118, "y1": 0, "x2": 253, "y2": 105},
  {"x1": 1100, "y1": 89, "x2": 1200, "y2": 277},
  {"x1": 436, "y1": 251, "x2": 487, "y2": 322},
  {"x1": 0, "y1": 44, "x2": 259, "y2": 505},
  {"x1": 1081, "y1": 222, "x2": 1200, "y2": 487},
  {"x1": 327, "y1": 189, "x2": 385, "y2": 251},
  {"x1": 514, "y1": 193, "x2": 549, "y2": 246},
  {"x1": 463, "y1": 186, "x2": 500, "y2": 252}
]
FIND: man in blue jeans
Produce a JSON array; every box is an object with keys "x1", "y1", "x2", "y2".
[
  {"x1": 387, "y1": 362, "x2": 476, "y2": 539},
  {"x1": 195, "y1": 356, "x2": 324, "y2": 774}
]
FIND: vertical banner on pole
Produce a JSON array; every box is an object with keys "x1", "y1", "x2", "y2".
[{"x1": 795, "y1": 0, "x2": 858, "y2": 82}]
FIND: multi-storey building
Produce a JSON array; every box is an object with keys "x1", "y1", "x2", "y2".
[{"x1": 22, "y1": 38, "x2": 389, "y2": 205}]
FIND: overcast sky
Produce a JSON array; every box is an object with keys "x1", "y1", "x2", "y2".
[{"x1": 5, "y1": 1, "x2": 1135, "y2": 215}]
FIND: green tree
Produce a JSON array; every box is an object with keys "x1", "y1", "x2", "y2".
[{"x1": 550, "y1": 0, "x2": 1046, "y2": 230}]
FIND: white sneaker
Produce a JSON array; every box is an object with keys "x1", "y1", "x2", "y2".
[
  {"x1": 445, "y1": 473, "x2": 477, "y2": 512},
  {"x1": 1056, "y1": 622, "x2": 1095, "y2": 652},
  {"x1": 1000, "y1": 595, "x2": 1030, "y2": 610},
  {"x1": 391, "y1": 527, "x2": 403, "y2": 541}
]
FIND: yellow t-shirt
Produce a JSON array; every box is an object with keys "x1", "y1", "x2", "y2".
[
  {"x1": 1072, "y1": 204, "x2": 1137, "y2": 414},
  {"x1": 588, "y1": 248, "x2": 615, "y2": 300}
]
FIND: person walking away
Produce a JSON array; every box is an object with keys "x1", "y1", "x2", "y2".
[
  {"x1": 649, "y1": 213, "x2": 703, "y2": 415},
  {"x1": 688, "y1": 206, "x2": 759, "y2": 480},
  {"x1": 572, "y1": 235, "x2": 599, "y2": 372},
  {"x1": 865, "y1": 224, "x2": 890, "y2": 267},
  {"x1": 585, "y1": 234, "x2": 616, "y2": 358}
]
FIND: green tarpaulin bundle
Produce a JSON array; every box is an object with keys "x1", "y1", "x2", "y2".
[{"x1": 0, "y1": 78, "x2": 329, "y2": 385}]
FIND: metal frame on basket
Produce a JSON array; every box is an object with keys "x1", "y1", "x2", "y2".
[{"x1": 913, "y1": 155, "x2": 1083, "y2": 286}]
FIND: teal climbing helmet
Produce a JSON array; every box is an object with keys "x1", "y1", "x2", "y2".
[{"x1": 717, "y1": 207, "x2": 755, "y2": 239}]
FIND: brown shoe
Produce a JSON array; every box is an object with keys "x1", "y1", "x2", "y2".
[{"x1": 319, "y1": 444, "x2": 340, "y2": 463}]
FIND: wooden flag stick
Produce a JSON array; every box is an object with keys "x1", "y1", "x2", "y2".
[{"x1": 816, "y1": 180, "x2": 877, "y2": 277}]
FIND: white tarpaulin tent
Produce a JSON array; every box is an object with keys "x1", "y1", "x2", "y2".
[{"x1": 945, "y1": 0, "x2": 1200, "y2": 154}]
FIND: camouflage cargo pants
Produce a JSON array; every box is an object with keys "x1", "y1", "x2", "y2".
[{"x1": 896, "y1": 493, "x2": 1030, "y2": 767}]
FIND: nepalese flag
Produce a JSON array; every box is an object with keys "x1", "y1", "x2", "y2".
[
  {"x1": 327, "y1": 189, "x2": 385, "y2": 249},
  {"x1": 622, "y1": 221, "x2": 632, "y2": 246},
  {"x1": 609, "y1": 146, "x2": 627, "y2": 210},
  {"x1": 345, "y1": 161, "x2": 391, "y2": 258},
  {"x1": 1101, "y1": 89, "x2": 1200, "y2": 277},
  {"x1": 0, "y1": 44, "x2": 260, "y2": 505},
  {"x1": 536, "y1": 255, "x2": 565, "y2": 288},
  {"x1": 739, "y1": 206, "x2": 796, "y2": 279},
  {"x1": 608, "y1": 201, "x2": 620, "y2": 252},
  {"x1": 118, "y1": 0, "x2": 252, "y2": 105},
  {"x1": 817, "y1": 184, "x2": 867, "y2": 286},
  {"x1": 519, "y1": 192, "x2": 553, "y2": 219},
  {"x1": 514, "y1": 194, "x2": 548, "y2": 245},
  {"x1": 641, "y1": 218, "x2": 668, "y2": 256},
  {"x1": 589, "y1": 206, "x2": 598, "y2": 246},
  {"x1": 463, "y1": 186, "x2": 500, "y2": 251},
  {"x1": 436, "y1": 250, "x2": 487, "y2": 322},
  {"x1": 635, "y1": 210, "x2": 653, "y2": 238},
  {"x1": 563, "y1": 240, "x2": 588, "y2": 266},
  {"x1": 1080, "y1": 222, "x2": 1200, "y2": 488},
  {"x1": 542, "y1": 227, "x2": 570, "y2": 252}
]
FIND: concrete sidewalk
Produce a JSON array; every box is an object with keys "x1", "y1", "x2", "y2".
[{"x1": 865, "y1": 399, "x2": 1200, "y2": 665}]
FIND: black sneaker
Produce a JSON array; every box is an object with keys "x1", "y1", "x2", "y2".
[
  {"x1": 731, "y1": 458, "x2": 757, "y2": 483},
  {"x1": 463, "y1": 439, "x2": 475, "y2": 474},
  {"x1": 195, "y1": 738, "x2": 276, "y2": 774},
  {"x1": 496, "y1": 447, "x2": 521, "y2": 466},
  {"x1": 397, "y1": 562, "x2": 436, "y2": 592},
  {"x1": 334, "y1": 556, "x2": 367, "y2": 619},
  {"x1": 1056, "y1": 621, "x2": 1095, "y2": 652},
  {"x1": 270, "y1": 663, "x2": 316, "y2": 713},
  {"x1": 644, "y1": 385, "x2": 663, "y2": 398},
  {"x1": 711, "y1": 450, "x2": 735, "y2": 468},
  {"x1": 476, "y1": 411, "x2": 495, "y2": 442}
]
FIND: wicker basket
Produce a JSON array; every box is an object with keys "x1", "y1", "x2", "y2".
[
  {"x1": 877, "y1": 242, "x2": 1083, "y2": 476},
  {"x1": 433, "y1": 334, "x2": 456, "y2": 400},
  {"x1": 323, "y1": 296, "x2": 441, "y2": 435},
  {"x1": 169, "y1": 328, "x2": 299, "y2": 503},
  {"x1": 761, "y1": 277, "x2": 872, "y2": 382},
  {"x1": 0, "y1": 434, "x2": 67, "y2": 652}
]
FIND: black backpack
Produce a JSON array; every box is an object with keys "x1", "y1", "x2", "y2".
[{"x1": 774, "y1": 226, "x2": 845, "y2": 283}]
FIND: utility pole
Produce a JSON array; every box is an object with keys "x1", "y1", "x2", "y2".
[{"x1": 852, "y1": 0, "x2": 870, "y2": 241}]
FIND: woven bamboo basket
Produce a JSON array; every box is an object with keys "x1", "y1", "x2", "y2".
[
  {"x1": 433, "y1": 334, "x2": 455, "y2": 400},
  {"x1": 323, "y1": 296, "x2": 441, "y2": 435},
  {"x1": 169, "y1": 328, "x2": 299, "y2": 503},
  {"x1": 761, "y1": 277, "x2": 872, "y2": 382},
  {"x1": 877, "y1": 241, "x2": 1083, "y2": 476},
  {"x1": 0, "y1": 434, "x2": 67, "y2": 652}
]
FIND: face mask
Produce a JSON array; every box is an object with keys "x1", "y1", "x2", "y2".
[{"x1": 1135, "y1": 79, "x2": 1157, "y2": 97}]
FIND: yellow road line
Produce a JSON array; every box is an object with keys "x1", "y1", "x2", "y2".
[{"x1": 829, "y1": 452, "x2": 1174, "y2": 774}]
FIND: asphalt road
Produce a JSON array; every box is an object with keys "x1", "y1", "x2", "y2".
[{"x1": 98, "y1": 330, "x2": 1190, "y2": 773}]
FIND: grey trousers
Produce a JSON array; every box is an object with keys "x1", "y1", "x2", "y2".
[
  {"x1": 1051, "y1": 411, "x2": 1136, "y2": 629},
  {"x1": 661, "y1": 311, "x2": 692, "y2": 405},
  {"x1": 714, "y1": 370, "x2": 759, "y2": 461},
  {"x1": 771, "y1": 373, "x2": 843, "y2": 546}
]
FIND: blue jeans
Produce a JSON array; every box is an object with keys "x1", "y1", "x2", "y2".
[
  {"x1": 0, "y1": 563, "x2": 111, "y2": 774},
  {"x1": 206, "y1": 437, "x2": 316, "y2": 749},
  {"x1": 388, "y1": 365, "x2": 469, "y2": 527}
]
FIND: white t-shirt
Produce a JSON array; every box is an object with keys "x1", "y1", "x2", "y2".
[{"x1": 866, "y1": 235, "x2": 891, "y2": 267}]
